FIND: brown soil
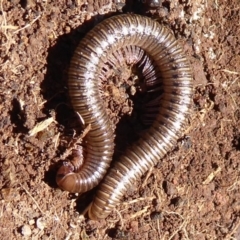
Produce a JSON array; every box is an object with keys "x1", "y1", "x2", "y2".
[{"x1": 1, "y1": 0, "x2": 240, "y2": 239}]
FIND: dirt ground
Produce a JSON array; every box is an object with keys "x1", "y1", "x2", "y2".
[{"x1": 0, "y1": 0, "x2": 240, "y2": 239}]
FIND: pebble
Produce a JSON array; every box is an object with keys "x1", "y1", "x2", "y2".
[
  {"x1": 130, "y1": 85, "x2": 136, "y2": 96},
  {"x1": 28, "y1": 219, "x2": 35, "y2": 225},
  {"x1": 129, "y1": 220, "x2": 138, "y2": 232},
  {"x1": 21, "y1": 224, "x2": 32, "y2": 236},
  {"x1": 150, "y1": 211, "x2": 163, "y2": 220},
  {"x1": 69, "y1": 222, "x2": 77, "y2": 228},
  {"x1": 36, "y1": 217, "x2": 45, "y2": 230}
]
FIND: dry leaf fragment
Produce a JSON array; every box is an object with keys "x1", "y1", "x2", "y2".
[
  {"x1": 80, "y1": 229, "x2": 90, "y2": 240},
  {"x1": 28, "y1": 117, "x2": 55, "y2": 136},
  {"x1": 202, "y1": 166, "x2": 221, "y2": 185}
]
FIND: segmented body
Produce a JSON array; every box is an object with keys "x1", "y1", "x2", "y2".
[{"x1": 56, "y1": 14, "x2": 193, "y2": 219}]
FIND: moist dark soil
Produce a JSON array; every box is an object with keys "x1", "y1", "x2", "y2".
[{"x1": 0, "y1": 0, "x2": 240, "y2": 239}]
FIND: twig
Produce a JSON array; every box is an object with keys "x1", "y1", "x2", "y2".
[
  {"x1": 220, "y1": 69, "x2": 239, "y2": 75},
  {"x1": 20, "y1": 184, "x2": 45, "y2": 215},
  {"x1": 114, "y1": 209, "x2": 124, "y2": 228},
  {"x1": 13, "y1": 14, "x2": 41, "y2": 34},
  {"x1": 224, "y1": 217, "x2": 240, "y2": 239}
]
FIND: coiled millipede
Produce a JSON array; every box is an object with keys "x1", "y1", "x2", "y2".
[{"x1": 56, "y1": 14, "x2": 193, "y2": 219}]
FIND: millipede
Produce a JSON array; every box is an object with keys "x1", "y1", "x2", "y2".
[{"x1": 56, "y1": 14, "x2": 193, "y2": 219}]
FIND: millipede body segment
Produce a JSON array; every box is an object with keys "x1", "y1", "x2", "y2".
[{"x1": 56, "y1": 14, "x2": 193, "y2": 219}]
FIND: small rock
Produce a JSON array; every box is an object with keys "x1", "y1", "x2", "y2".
[
  {"x1": 130, "y1": 85, "x2": 136, "y2": 96},
  {"x1": 36, "y1": 218, "x2": 45, "y2": 230},
  {"x1": 129, "y1": 220, "x2": 138, "y2": 232},
  {"x1": 21, "y1": 224, "x2": 32, "y2": 236},
  {"x1": 150, "y1": 211, "x2": 163, "y2": 220},
  {"x1": 69, "y1": 222, "x2": 77, "y2": 228},
  {"x1": 29, "y1": 219, "x2": 35, "y2": 225},
  {"x1": 163, "y1": 181, "x2": 176, "y2": 196}
]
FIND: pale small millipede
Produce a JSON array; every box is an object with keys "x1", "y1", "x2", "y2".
[{"x1": 56, "y1": 13, "x2": 193, "y2": 219}]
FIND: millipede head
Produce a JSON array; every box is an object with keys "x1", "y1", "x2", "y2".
[{"x1": 56, "y1": 163, "x2": 78, "y2": 193}]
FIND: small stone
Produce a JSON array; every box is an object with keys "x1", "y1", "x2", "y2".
[
  {"x1": 36, "y1": 218, "x2": 45, "y2": 230},
  {"x1": 21, "y1": 225, "x2": 32, "y2": 236},
  {"x1": 130, "y1": 85, "x2": 136, "y2": 96},
  {"x1": 29, "y1": 219, "x2": 35, "y2": 225},
  {"x1": 150, "y1": 211, "x2": 163, "y2": 220},
  {"x1": 163, "y1": 181, "x2": 176, "y2": 196},
  {"x1": 129, "y1": 220, "x2": 138, "y2": 232},
  {"x1": 65, "y1": 26, "x2": 71, "y2": 34},
  {"x1": 69, "y1": 222, "x2": 77, "y2": 228}
]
